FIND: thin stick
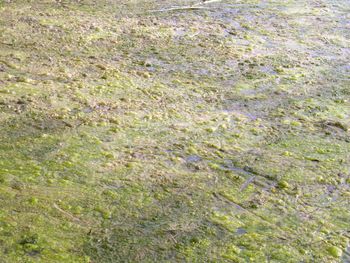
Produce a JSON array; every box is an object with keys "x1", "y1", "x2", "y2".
[
  {"x1": 149, "y1": 0, "x2": 222, "y2": 13},
  {"x1": 193, "y1": 0, "x2": 223, "y2": 6},
  {"x1": 149, "y1": 6, "x2": 211, "y2": 13},
  {"x1": 53, "y1": 203, "x2": 83, "y2": 223},
  {"x1": 240, "y1": 175, "x2": 256, "y2": 191}
]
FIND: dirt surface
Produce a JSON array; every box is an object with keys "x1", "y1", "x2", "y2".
[{"x1": 0, "y1": 0, "x2": 349, "y2": 262}]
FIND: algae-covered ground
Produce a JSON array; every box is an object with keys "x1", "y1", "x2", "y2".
[{"x1": 0, "y1": 0, "x2": 349, "y2": 262}]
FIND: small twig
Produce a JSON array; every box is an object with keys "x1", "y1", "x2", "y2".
[
  {"x1": 167, "y1": 233, "x2": 178, "y2": 244},
  {"x1": 53, "y1": 203, "x2": 83, "y2": 223},
  {"x1": 213, "y1": 192, "x2": 288, "y2": 237},
  {"x1": 189, "y1": 32, "x2": 200, "y2": 38},
  {"x1": 193, "y1": 0, "x2": 222, "y2": 6},
  {"x1": 240, "y1": 175, "x2": 256, "y2": 191},
  {"x1": 149, "y1": 0, "x2": 223, "y2": 13},
  {"x1": 62, "y1": 120, "x2": 73, "y2": 128},
  {"x1": 149, "y1": 6, "x2": 211, "y2": 13}
]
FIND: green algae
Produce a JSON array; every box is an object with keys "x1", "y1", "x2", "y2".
[
  {"x1": 328, "y1": 246, "x2": 343, "y2": 258},
  {"x1": 0, "y1": 0, "x2": 349, "y2": 262}
]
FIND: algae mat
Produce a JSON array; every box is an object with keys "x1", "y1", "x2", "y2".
[{"x1": 0, "y1": 0, "x2": 349, "y2": 262}]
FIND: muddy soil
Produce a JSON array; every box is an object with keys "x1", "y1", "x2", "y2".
[{"x1": 0, "y1": 0, "x2": 349, "y2": 262}]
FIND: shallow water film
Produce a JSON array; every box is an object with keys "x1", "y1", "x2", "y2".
[{"x1": 0, "y1": 0, "x2": 349, "y2": 262}]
